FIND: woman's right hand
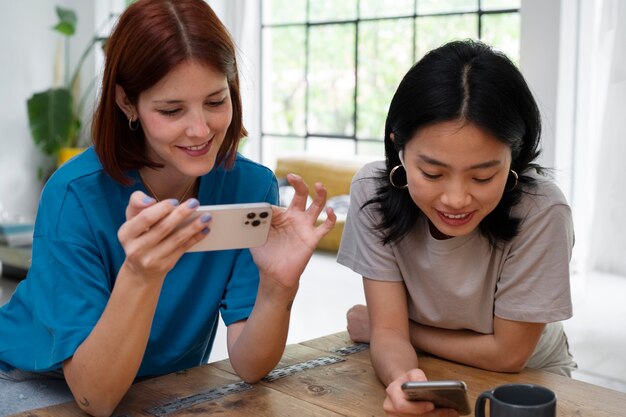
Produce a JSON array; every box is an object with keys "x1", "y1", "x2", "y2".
[
  {"x1": 117, "y1": 191, "x2": 210, "y2": 279},
  {"x1": 383, "y1": 368, "x2": 459, "y2": 417}
]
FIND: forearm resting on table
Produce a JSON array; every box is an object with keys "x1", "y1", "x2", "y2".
[
  {"x1": 409, "y1": 318, "x2": 545, "y2": 373},
  {"x1": 370, "y1": 328, "x2": 420, "y2": 386},
  {"x1": 227, "y1": 279, "x2": 298, "y2": 383},
  {"x1": 63, "y1": 266, "x2": 163, "y2": 417}
]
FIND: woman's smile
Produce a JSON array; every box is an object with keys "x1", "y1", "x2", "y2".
[
  {"x1": 437, "y1": 210, "x2": 475, "y2": 227},
  {"x1": 177, "y1": 140, "x2": 212, "y2": 157}
]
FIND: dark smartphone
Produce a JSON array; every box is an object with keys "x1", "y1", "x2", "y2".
[{"x1": 401, "y1": 380, "x2": 471, "y2": 415}]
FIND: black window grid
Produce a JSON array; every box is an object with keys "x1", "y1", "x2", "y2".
[{"x1": 259, "y1": 0, "x2": 520, "y2": 160}]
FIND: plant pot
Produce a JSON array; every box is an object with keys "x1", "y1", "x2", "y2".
[{"x1": 58, "y1": 147, "x2": 85, "y2": 166}]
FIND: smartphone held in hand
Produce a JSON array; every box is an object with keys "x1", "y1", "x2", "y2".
[
  {"x1": 401, "y1": 380, "x2": 471, "y2": 415},
  {"x1": 186, "y1": 202, "x2": 272, "y2": 252}
]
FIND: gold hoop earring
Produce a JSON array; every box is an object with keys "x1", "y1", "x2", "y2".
[
  {"x1": 505, "y1": 170, "x2": 518, "y2": 192},
  {"x1": 389, "y1": 165, "x2": 408, "y2": 189},
  {"x1": 128, "y1": 117, "x2": 139, "y2": 131}
]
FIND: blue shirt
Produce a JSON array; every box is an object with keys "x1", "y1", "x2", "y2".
[{"x1": 0, "y1": 147, "x2": 278, "y2": 377}]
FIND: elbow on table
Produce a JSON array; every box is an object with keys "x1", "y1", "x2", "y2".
[
  {"x1": 486, "y1": 353, "x2": 529, "y2": 373},
  {"x1": 73, "y1": 393, "x2": 122, "y2": 417},
  {"x1": 231, "y1": 362, "x2": 270, "y2": 384}
]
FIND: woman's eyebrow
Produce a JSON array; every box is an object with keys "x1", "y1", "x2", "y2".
[
  {"x1": 418, "y1": 155, "x2": 502, "y2": 170},
  {"x1": 207, "y1": 87, "x2": 229, "y2": 97},
  {"x1": 153, "y1": 87, "x2": 229, "y2": 104}
]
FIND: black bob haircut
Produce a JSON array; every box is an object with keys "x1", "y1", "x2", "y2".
[{"x1": 366, "y1": 39, "x2": 545, "y2": 246}]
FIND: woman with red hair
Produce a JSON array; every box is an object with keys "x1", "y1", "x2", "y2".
[{"x1": 0, "y1": 1, "x2": 335, "y2": 416}]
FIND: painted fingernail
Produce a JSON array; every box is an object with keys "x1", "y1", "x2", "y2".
[
  {"x1": 200, "y1": 214, "x2": 211, "y2": 223},
  {"x1": 169, "y1": 199, "x2": 179, "y2": 206},
  {"x1": 202, "y1": 227, "x2": 210, "y2": 234},
  {"x1": 187, "y1": 199, "x2": 199, "y2": 208},
  {"x1": 142, "y1": 196, "x2": 156, "y2": 204}
]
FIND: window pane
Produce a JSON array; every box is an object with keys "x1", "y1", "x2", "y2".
[
  {"x1": 309, "y1": 0, "x2": 357, "y2": 22},
  {"x1": 308, "y1": 24, "x2": 356, "y2": 136},
  {"x1": 262, "y1": 136, "x2": 305, "y2": 170},
  {"x1": 417, "y1": 0, "x2": 478, "y2": 14},
  {"x1": 262, "y1": 26, "x2": 306, "y2": 136},
  {"x1": 358, "y1": 18, "x2": 414, "y2": 140},
  {"x1": 415, "y1": 15, "x2": 478, "y2": 60},
  {"x1": 359, "y1": 0, "x2": 414, "y2": 19},
  {"x1": 262, "y1": 0, "x2": 306, "y2": 24},
  {"x1": 357, "y1": 140, "x2": 384, "y2": 158},
  {"x1": 307, "y1": 137, "x2": 356, "y2": 159},
  {"x1": 481, "y1": 0, "x2": 520, "y2": 11},
  {"x1": 481, "y1": 13, "x2": 520, "y2": 64}
]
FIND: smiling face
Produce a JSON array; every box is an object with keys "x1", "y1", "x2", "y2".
[
  {"x1": 139, "y1": 60, "x2": 232, "y2": 176},
  {"x1": 401, "y1": 119, "x2": 512, "y2": 239},
  {"x1": 118, "y1": 60, "x2": 233, "y2": 191}
]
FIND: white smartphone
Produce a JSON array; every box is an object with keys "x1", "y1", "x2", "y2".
[
  {"x1": 401, "y1": 380, "x2": 471, "y2": 415},
  {"x1": 185, "y1": 202, "x2": 272, "y2": 252}
]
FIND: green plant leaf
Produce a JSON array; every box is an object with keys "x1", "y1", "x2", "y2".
[
  {"x1": 53, "y1": 6, "x2": 76, "y2": 36},
  {"x1": 26, "y1": 88, "x2": 75, "y2": 156}
]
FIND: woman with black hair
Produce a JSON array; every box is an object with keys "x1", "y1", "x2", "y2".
[{"x1": 337, "y1": 39, "x2": 576, "y2": 416}]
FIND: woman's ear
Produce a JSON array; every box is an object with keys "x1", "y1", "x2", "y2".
[
  {"x1": 115, "y1": 85, "x2": 137, "y2": 120},
  {"x1": 398, "y1": 150, "x2": 405, "y2": 167}
]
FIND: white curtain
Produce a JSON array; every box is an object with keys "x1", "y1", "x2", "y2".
[
  {"x1": 572, "y1": 0, "x2": 626, "y2": 277},
  {"x1": 587, "y1": 0, "x2": 626, "y2": 275}
]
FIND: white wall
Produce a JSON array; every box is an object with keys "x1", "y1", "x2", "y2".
[
  {"x1": 1, "y1": 1, "x2": 58, "y2": 220},
  {"x1": 0, "y1": 0, "x2": 99, "y2": 221},
  {"x1": 520, "y1": 0, "x2": 561, "y2": 172}
]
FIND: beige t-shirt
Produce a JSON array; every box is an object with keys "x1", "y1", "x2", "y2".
[{"x1": 337, "y1": 161, "x2": 576, "y2": 376}]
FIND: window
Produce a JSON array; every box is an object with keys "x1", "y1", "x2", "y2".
[{"x1": 260, "y1": 0, "x2": 520, "y2": 168}]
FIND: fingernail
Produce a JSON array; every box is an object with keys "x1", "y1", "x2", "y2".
[
  {"x1": 169, "y1": 199, "x2": 179, "y2": 206},
  {"x1": 142, "y1": 196, "x2": 156, "y2": 204},
  {"x1": 202, "y1": 227, "x2": 210, "y2": 234},
  {"x1": 187, "y1": 199, "x2": 199, "y2": 208},
  {"x1": 200, "y1": 214, "x2": 211, "y2": 223}
]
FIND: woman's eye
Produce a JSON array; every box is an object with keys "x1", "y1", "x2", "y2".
[
  {"x1": 420, "y1": 170, "x2": 441, "y2": 180},
  {"x1": 473, "y1": 175, "x2": 495, "y2": 184},
  {"x1": 158, "y1": 109, "x2": 181, "y2": 116},
  {"x1": 207, "y1": 99, "x2": 226, "y2": 107}
]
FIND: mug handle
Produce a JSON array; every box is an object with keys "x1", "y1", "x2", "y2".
[{"x1": 475, "y1": 391, "x2": 495, "y2": 417}]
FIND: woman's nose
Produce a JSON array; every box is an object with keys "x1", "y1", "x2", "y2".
[
  {"x1": 185, "y1": 111, "x2": 210, "y2": 138},
  {"x1": 440, "y1": 183, "x2": 472, "y2": 209}
]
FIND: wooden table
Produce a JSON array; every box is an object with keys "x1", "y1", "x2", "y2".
[{"x1": 14, "y1": 332, "x2": 626, "y2": 416}]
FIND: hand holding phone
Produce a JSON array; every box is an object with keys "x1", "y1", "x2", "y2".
[
  {"x1": 185, "y1": 202, "x2": 272, "y2": 252},
  {"x1": 401, "y1": 380, "x2": 471, "y2": 415}
]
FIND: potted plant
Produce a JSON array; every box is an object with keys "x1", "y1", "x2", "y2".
[{"x1": 26, "y1": 6, "x2": 107, "y2": 176}]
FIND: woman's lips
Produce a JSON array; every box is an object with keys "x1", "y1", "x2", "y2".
[
  {"x1": 178, "y1": 140, "x2": 211, "y2": 157},
  {"x1": 437, "y1": 210, "x2": 475, "y2": 227}
]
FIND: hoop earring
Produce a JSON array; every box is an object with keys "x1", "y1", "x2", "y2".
[
  {"x1": 128, "y1": 117, "x2": 139, "y2": 131},
  {"x1": 505, "y1": 170, "x2": 518, "y2": 192},
  {"x1": 389, "y1": 165, "x2": 408, "y2": 189}
]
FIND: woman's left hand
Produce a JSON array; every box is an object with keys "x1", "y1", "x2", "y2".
[{"x1": 250, "y1": 173, "x2": 336, "y2": 288}]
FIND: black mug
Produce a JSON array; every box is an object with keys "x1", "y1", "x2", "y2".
[{"x1": 475, "y1": 383, "x2": 556, "y2": 417}]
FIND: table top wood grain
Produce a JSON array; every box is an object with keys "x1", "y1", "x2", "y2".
[{"x1": 13, "y1": 331, "x2": 626, "y2": 416}]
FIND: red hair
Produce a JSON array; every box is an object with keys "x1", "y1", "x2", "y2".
[{"x1": 92, "y1": 0, "x2": 246, "y2": 184}]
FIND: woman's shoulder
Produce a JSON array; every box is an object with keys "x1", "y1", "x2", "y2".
[
  {"x1": 41, "y1": 147, "x2": 108, "y2": 204},
  {"x1": 354, "y1": 160, "x2": 385, "y2": 180},
  {"x1": 233, "y1": 153, "x2": 275, "y2": 178},
  {"x1": 350, "y1": 160, "x2": 385, "y2": 192},
  {"x1": 513, "y1": 175, "x2": 570, "y2": 219}
]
